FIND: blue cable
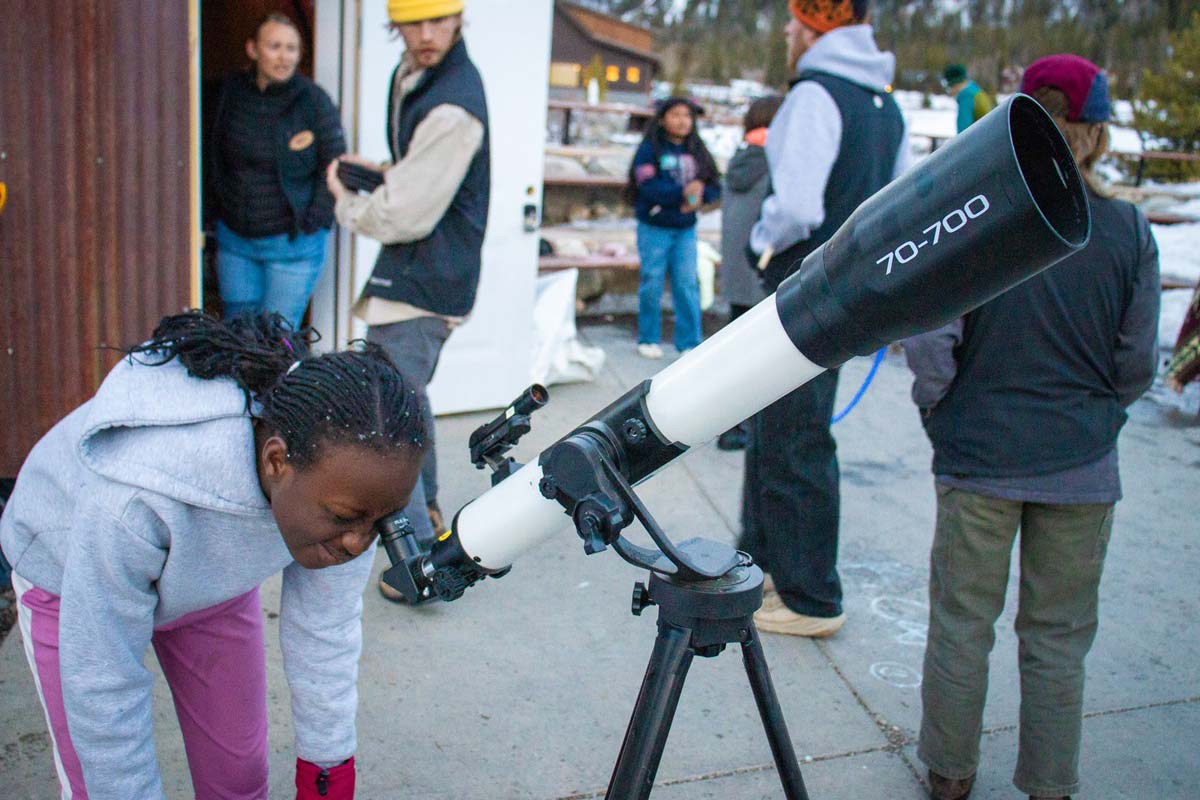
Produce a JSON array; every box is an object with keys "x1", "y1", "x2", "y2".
[{"x1": 831, "y1": 347, "x2": 886, "y2": 424}]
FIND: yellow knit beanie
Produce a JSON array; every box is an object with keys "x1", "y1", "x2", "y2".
[{"x1": 387, "y1": 0, "x2": 464, "y2": 23}]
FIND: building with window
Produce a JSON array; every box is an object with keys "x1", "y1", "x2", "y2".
[{"x1": 549, "y1": 1, "x2": 659, "y2": 105}]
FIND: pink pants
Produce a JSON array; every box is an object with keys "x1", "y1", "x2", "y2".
[{"x1": 13, "y1": 574, "x2": 270, "y2": 799}]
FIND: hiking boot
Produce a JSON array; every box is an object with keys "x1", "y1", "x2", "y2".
[
  {"x1": 928, "y1": 770, "x2": 975, "y2": 800},
  {"x1": 637, "y1": 343, "x2": 664, "y2": 359},
  {"x1": 753, "y1": 604, "x2": 845, "y2": 638}
]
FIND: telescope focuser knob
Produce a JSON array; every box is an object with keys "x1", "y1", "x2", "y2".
[
  {"x1": 622, "y1": 418, "x2": 647, "y2": 445},
  {"x1": 432, "y1": 567, "x2": 471, "y2": 602},
  {"x1": 631, "y1": 581, "x2": 654, "y2": 616}
]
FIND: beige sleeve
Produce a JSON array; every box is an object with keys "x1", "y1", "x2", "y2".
[{"x1": 335, "y1": 104, "x2": 484, "y2": 244}]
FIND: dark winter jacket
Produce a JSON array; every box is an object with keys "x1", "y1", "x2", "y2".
[
  {"x1": 631, "y1": 139, "x2": 720, "y2": 229},
  {"x1": 207, "y1": 71, "x2": 345, "y2": 239},
  {"x1": 921, "y1": 189, "x2": 1160, "y2": 479}
]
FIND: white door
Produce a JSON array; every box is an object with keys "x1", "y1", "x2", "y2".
[
  {"x1": 427, "y1": 1, "x2": 552, "y2": 414},
  {"x1": 325, "y1": 0, "x2": 552, "y2": 415}
]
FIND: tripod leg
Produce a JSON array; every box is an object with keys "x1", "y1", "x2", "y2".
[
  {"x1": 741, "y1": 625, "x2": 810, "y2": 800},
  {"x1": 606, "y1": 623, "x2": 695, "y2": 800}
]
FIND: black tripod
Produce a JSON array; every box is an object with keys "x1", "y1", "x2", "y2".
[
  {"x1": 606, "y1": 552, "x2": 809, "y2": 800},
  {"x1": 445, "y1": 385, "x2": 810, "y2": 798}
]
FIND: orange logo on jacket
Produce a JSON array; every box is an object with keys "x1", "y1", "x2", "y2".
[{"x1": 289, "y1": 130, "x2": 315, "y2": 151}]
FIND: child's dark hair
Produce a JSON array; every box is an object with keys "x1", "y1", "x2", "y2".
[
  {"x1": 744, "y1": 95, "x2": 784, "y2": 132},
  {"x1": 624, "y1": 97, "x2": 720, "y2": 205},
  {"x1": 126, "y1": 311, "x2": 426, "y2": 468}
]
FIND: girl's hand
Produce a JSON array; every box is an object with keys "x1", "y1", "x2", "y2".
[
  {"x1": 680, "y1": 179, "x2": 704, "y2": 213},
  {"x1": 1166, "y1": 375, "x2": 1184, "y2": 394}
]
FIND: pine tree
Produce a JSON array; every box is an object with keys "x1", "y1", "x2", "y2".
[{"x1": 1135, "y1": 11, "x2": 1200, "y2": 179}]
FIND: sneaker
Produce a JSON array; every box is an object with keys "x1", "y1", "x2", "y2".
[
  {"x1": 928, "y1": 770, "x2": 976, "y2": 800},
  {"x1": 637, "y1": 343, "x2": 664, "y2": 359},
  {"x1": 753, "y1": 604, "x2": 845, "y2": 638}
]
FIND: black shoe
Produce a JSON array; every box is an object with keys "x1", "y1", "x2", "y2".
[
  {"x1": 716, "y1": 428, "x2": 747, "y2": 451},
  {"x1": 929, "y1": 770, "x2": 975, "y2": 800}
]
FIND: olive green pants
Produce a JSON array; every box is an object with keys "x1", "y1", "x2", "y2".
[{"x1": 918, "y1": 484, "x2": 1114, "y2": 797}]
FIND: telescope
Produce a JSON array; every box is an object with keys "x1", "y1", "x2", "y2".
[{"x1": 376, "y1": 94, "x2": 1090, "y2": 798}]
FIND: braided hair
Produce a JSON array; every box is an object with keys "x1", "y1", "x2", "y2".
[{"x1": 126, "y1": 311, "x2": 426, "y2": 468}]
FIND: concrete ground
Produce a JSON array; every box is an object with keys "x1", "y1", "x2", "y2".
[{"x1": 2, "y1": 318, "x2": 1198, "y2": 799}]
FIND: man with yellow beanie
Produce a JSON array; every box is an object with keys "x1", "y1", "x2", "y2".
[
  {"x1": 740, "y1": 0, "x2": 910, "y2": 639},
  {"x1": 326, "y1": 0, "x2": 488, "y2": 604}
]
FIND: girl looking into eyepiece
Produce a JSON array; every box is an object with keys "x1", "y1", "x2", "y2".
[{"x1": 0, "y1": 312, "x2": 424, "y2": 799}]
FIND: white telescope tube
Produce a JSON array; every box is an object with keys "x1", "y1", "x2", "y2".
[
  {"x1": 454, "y1": 296, "x2": 816, "y2": 570},
  {"x1": 645, "y1": 298, "x2": 823, "y2": 446},
  {"x1": 444, "y1": 95, "x2": 1091, "y2": 582}
]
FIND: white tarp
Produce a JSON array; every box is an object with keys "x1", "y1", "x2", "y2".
[{"x1": 531, "y1": 269, "x2": 605, "y2": 386}]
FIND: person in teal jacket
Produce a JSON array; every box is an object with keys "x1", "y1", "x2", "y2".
[{"x1": 943, "y1": 64, "x2": 995, "y2": 132}]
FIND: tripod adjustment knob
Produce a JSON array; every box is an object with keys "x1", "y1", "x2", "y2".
[{"x1": 631, "y1": 581, "x2": 654, "y2": 616}]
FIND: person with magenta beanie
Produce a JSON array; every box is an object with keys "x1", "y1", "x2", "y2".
[{"x1": 906, "y1": 54, "x2": 1160, "y2": 800}]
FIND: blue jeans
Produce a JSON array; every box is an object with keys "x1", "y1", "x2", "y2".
[
  {"x1": 215, "y1": 221, "x2": 328, "y2": 327},
  {"x1": 636, "y1": 222, "x2": 702, "y2": 350}
]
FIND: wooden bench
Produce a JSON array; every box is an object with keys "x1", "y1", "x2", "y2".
[
  {"x1": 538, "y1": 255, "x2": 639, "y2": 272},
  {"x1": 1109, "y1": 149, "x2": 1200, "y2": 186},
  {"x1": 542, "y1": 174, "x2": 626, "y2": 188}
]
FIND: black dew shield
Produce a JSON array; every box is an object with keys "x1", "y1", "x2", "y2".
[{"x1": 777, "y1": 93, "x2": 1092, "y2": 369}]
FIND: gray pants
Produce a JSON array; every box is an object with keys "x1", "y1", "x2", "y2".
[
  {"x1": 367, "y1": 316, "x2": 452, "y2": 527},
  {"x1": 918, "y1": 484, "x2": 1114, "y2": 798}
]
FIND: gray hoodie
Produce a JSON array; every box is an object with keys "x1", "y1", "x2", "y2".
[
  {"x1": 751, "y1": 25, "x2": 912, "y2": 255},
  {"x1": 0, "y1": 355, "x2": 374, "y2": 798}
]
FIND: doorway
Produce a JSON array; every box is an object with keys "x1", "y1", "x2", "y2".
[{"x1": 199, "y1": 0, "x2": 325, "y2": 321}]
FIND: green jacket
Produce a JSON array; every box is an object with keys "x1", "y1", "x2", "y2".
[{"x1": 955, "y1": 81, "x2": 994, "y2": 133}]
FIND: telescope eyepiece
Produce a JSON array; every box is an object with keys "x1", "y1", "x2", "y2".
[{"x1": 512, "y1": 383, "x2": 549, "y2": 416}]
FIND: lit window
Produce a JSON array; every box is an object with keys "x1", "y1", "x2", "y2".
[
  {"x1": 549, "y1": 62, "x2": 581, "y2": 88},
  {"x1": 626, "y1": 66, "x2": 640, "y2": 84},
  {"x1": 606, "y1": 65, "x2": 619, "y2": 83}
]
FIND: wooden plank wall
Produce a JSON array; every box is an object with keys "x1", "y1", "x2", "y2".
[{"x1": 0, "y1": 0, "x2": 192, "y2": 476}]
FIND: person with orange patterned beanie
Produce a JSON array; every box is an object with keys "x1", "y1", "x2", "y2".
[{"x1": 740, "y1": 0, "x2": 910, "y2": 640}]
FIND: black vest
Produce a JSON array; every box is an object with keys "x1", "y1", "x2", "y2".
[
  {"x1": 364, "y1": 40, "x2": 490, "y2": 316},
  {"x1": 925, "y1": 191, "x2": 1150, "y2": 478},
  {"x1": 760, "y1": 71, "x2": 904, "y2": 292}
]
